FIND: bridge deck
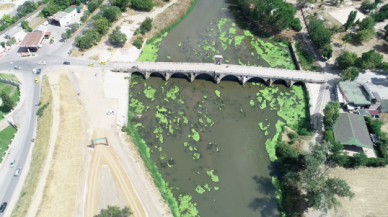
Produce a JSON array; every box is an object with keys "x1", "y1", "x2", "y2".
[{"x1": 112, "y1": 62, "x2": 325, "y2": 83}]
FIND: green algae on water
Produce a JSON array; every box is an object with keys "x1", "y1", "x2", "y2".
[
  {"x1": 250, "y1": 100, "x2": 254, "y2": 106},
  {"x1": 191, "y1": 128, "x2": 200, "y2": 141},
  {"x1": 178, "y1": 194, "x2": 199, "y2": 216},
  {"x1": 195, "y1": 185, "x2": 205, "y2": 194},
  {"x1": 215, "y1": 90, "x2": 220, "y2": 98},
  {"x1": 214, "y1": 186, "x2": 219, "y2": 190},
  {"x1": 184, "y1": 142, "x2": 189, "y2": 147},
  {"x1": 160, "y1": 153, "x2": 167, "y2": 160},
  {"x1": 194, "y1": 153, "x2": 200, "y2": 159},
  {"x1": 206, "y1": 170, "x2": 219, "y2": 182},
  {"x1": 204, "y1": 183, "x2": 211, "y2": 191}
]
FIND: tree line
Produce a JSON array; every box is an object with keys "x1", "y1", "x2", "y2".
[{"x1": 0, "y1": 0, "x2": 42, "y2": 31}]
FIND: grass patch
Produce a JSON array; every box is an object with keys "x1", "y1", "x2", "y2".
[
  {"x1": 12, "y1": 75, "x2": 53, "y2": 217},
  {"x1": 0, "y1": 126, "x2": 17, "y2": 162},
  {"x1": 0, "y1": 73, "x2": 19, "y2": 82},
  {"x1": 0, "y1": 82, "x2": 20, "y2": 121}
]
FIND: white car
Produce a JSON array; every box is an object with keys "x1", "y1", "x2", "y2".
[
  {"x1": 32, "y1": 68, "x2": 36, "y2": 73},
  {"x1": 38, "y1": 61, "x2": 46, "y2": 65},
  {"x1": 107, "y1": 111, "x2": 115, "y2": 115},
  {"x1": 10, "y1": 160, "x2": 15, "y2": 168},
  {"x1": 14, "y1": 167, "x2": 21, "y2": 176}
]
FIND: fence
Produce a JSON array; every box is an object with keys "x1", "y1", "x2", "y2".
[{"x1": 0, "y1": 78, "x2": 20, "y2": 87}]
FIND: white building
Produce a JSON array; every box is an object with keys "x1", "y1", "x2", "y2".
[
  {"x1": 5, "y1": 26, "x2": 26, "y2": 43},
  {"x1": 48, "y1": 7, "x2": 77, "y2": 27}
]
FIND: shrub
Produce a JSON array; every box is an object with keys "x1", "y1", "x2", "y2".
[
  {"x1": 133, "y1": 36, "x2": 143, "y2": 49},
  {"x1": 141, "y1": 17, "x2": 153, "y2": 32},
  {"x1": 343, "y1": 33, "x2": 352, "y2": 43},
  {"x1": 289, "y1": 18, "x2": 302, "y2": 32},
  {"x1": 323, "y1": 131, "x2": 334, "y2": 142},
  {"x1": 109, "y1": 26, "x2": 127, "y2": 46},
  {"x1": 131, "y1": 0, "x2": 153, "y2": 11},
  {"x1": 336, "y1": 51, "x2": 358, "y2": 69},
  {"x1": 0, "y1": 42, "x2": 5, "y2": 48},
  {"x1": 355, "y1": 29, "x2": 374, "y2": 43},
  {"x1": 81, "y1": 16, "x2": 88, "y2": 22},
  {"x1": 298, "y1": 128, "x2": 308, "y2": 136},
  {"x1": 288, "y1": 132, "x2": 298, "y2": 139},
  {"x1": 37, "y1": 103, "x2": 49, "y2": 117}
]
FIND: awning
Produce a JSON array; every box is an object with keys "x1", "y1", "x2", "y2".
[
  {"x1": 369, "y1": 110, "x2": 379, "y2": 115},
  {"x1": 44, "y1": 32, "x2": 50, "y2": 36}
]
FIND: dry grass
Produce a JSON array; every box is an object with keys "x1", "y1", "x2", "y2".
[
  {"x1": 28, "y1": 17, "x2": 47, "y2": 30},
  {"x1": 153, "y1": 0, "x2": 169, "y2": 8},
  {"x1": 89, "y1": 54, "x2": 100, "y2": 61},
  {"x1": 0, "y1": 3, "x2": 13, "y2": 11},
  {"x1": 145, "y1": 0, "x2": 193, "y2": 40},
  {"x1": 328, "y1": 166, "x2": 388, "y2": 217},
  {"x1": 379, "y1": 113, "x2": 388, "y2": 134},
  {"x1": 11, "y1": 75, "x2": 53, "y2": 217},
  {"x1": 36, "y1": 73, "x2": 83, "y2": 217}
]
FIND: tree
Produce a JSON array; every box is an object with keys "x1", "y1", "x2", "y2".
[
  {"x1": 320, "y1": 44, "x2": 333, "y2": 59},
  {"x1": 289, "y1": 17, "x2": 302, "y2": 32},
  {"x1": 21, "y1": 21, "x2": 32, "y2": 32},
  {"x1": 61, "y1": 32, "x2": 69, "y2": 40},
  {"x1": 17, "y1": 1, "x2": 38, "y2": 18},
  {"x1": 109, "y1": 26, "x2": 127, "y2": 46},
  {"x1": 88, "y1": 0, "x2": 99, "y2": 12},
  {"x1": 68, "y1": 23, "x2": 79, "y2": 33},
  {"x1": 356, "y1": 49, "x2": 383, "y2": 70},
  {"x1": 360, "y1": 0, "x2": 378, "y2": 13},
  {"x1": 353, "y1": 152, "x2": 369, "y2": 168},
  {"x1": 2, "y1": 14, "x2": 12, "y2": 26},
  {"x1": 112, "y1": 0, "x2": 130, "y2": 11},
  {"x1": 340, "y1": 67, "x2": 359, "y2": 81},
  {"x1": 343, "y1": 33, "x2": 352, "y2": 43},
  {"x1": 101, "y1": 5, "x2": 122, "y2": 23},
  {"x1": 355, "y1": 29, "x2": 374, "y2": 43},
  {"x1": 133, "y1": 36, "x2": 143, "y2": 49},
  {"x1": 141, "y1": 17, "x2": 153, "y2": 32},
  {"x1": 358, "y1": 17, "x2": 376, "y2": 31},
  {"x1": 303, "y1": 142, "x2": 354, "y2": 214},
  {"x1": 53, "y1": 0, "x2": 70, "y2": 10},
  {"x1": 323, "y1": 101, "x2": 340, "y2": 127},
  {"x1": 81, "y1": 16, "x2": 88, "y2": 22},
  {"x1": 131, "y1": 0, "x2": 153, "y2": 11},
  {"x1": 1, "y1": 91, "x2": 14, "y2": 111},
  {"x1": 94, "y1": 18, "x2": 109, "y2": 35},
  {"x1": 41, "y1": 4, "x2": 60, "y2": 17},
  {"x1": 95, "y1": 205, "x2": 132, "y2": 217},
  {"x1": 344, "y1": 10, "x2": 357, "y2": 30},
  {"x1": 336, "y1": 51, "x2": 358, "y2": 69}
]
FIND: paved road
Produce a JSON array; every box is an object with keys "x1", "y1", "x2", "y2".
[{"x1": 0, "y1": 69, "x2": 40, "y2": 217}]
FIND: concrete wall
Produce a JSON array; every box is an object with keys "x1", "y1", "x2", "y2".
[{"x1": 0, "y1": 78, "x2": 20, "y2": 87}]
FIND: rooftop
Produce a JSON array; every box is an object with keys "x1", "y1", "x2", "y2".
[
  {"x1": 49, "y1": 11, "x2": 68, "y2": 20},
  {"x1": 64, "y1": 7, "x2": 76, "y2": 13},
  {"x1": 6, "y1": 26, "x2": 24, "y2": 37},
  {"x1": 333, "y1": 113, "x2": 373, "y2": 149},
  {"x1": 19, "y1": 32, "x2": 44, "y2": 47},
  {"x1": 339, "y1": 81, "x2": 371, "y2": 105}
]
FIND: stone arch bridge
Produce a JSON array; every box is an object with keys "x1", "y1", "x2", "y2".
[{"x1": 111, "y1": 62, "x2": 325, "y2": 87}]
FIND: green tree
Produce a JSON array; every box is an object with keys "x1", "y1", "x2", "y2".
[
  {"x1": 336, "y1": 51, "x2": 358, "y2": 69},
  {"x1": 0, "y1": 90, "x2": 14, "y2": 112},
  {"x1": 53, "y1": 0, "x2": 70, "y2": 10},
  {"x1": 21, "y1": 21, "x2": 32, "y2": 32},
  {"x1": 308, "y1": 19, "x2": 331, "y2": 50},
  {"x1": 109, "y1": 26, "x2": 127, "y2": 46},
  {"x1": 133, "y1": 36, "x2": 143, "y2": 49},
  {"x1": 340, "y1": 67, "x2": 359, "y2": 81},
  {"x1": 353, "y1": 152, "x2": 369, "y2": 168},
  {"x1": 96, "y1": 205, "x2": 132, "y2": 217},
  {"x1": 87, "y1": 0, "x2": 99, "y2": 12},
  {"x1": 303, "y1": 142, "x2": 354, "y2": 214},
  {"x1": 358, "y1": 17, "x2": 376, "y2": 31},
  {"x1": 41, "y1": 4, "x2": 60, "y2": 17},
  {"x1": 2, "y1": 14, "x2": 12, "y2": 25},
  {"x1": 61, "y1": 32, "x2": 69, "y2": 40},
  {"x1": 289, "y1": 17, "x2": 302, "y2": 31},
  {"x1": 17, "y1": 1, "x2": 38, "y2": 18},
  {"x1": 141, "y1": 17, "x2": 153, "y2": 32},
  {"x1": 94, "y1": 18, "x2": 109, "y2": 35},
  {"x1": 112, "y1": 0, "x2": 130, "y2": 11},
  {"x1": 131, "y1": 0, "x2": 153, "y2": 11},
  {"x1": 360, "y1": 0, "x2": 378, "y2": 13},
  {"x1": 344, "y1": 10, "x2": 357, "y2": 30},
  {"x1": 323, "y1": 101, "x2": 340, "y2": 127},
  {"x1": 343, "y1": 33, "x2": 352, "y2": 43},
  {"x1": 355, "y1": 29, "x2": 374, "y2": 43},
  {"x1": 320, "y1": 43, "x2": 333, "y2": 59},
  {"x1": 356, "y1": 49, "x2": 383, "y2": 70},
  {"x1": 68, "y1": 23, "x2": 79, "y2": 33},
  {"x1": 101, "y1": 5, "x2": 122, "y2": 23}
]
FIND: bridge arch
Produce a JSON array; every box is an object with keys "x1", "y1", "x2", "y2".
[
  {"x1": 131, "y1": 71, "x2": 145, "y2": 79},
  {"x1": 171, "y1": 72, "x2": 189, "y2": 80},
  {"x1": 273, "y1": 79, "x2": 288, "y2": 87},
  {"x1": 246, "y1": 77, "x2": 267, "y2": 85},
  {"x1": 149, "y1": 72, "x2": 165, "y2": 80},
  {"x1": 195, "y1": 73, "x2": 214, "y2": 81},
  {"x1": 221, "y1": 74, "x2": 239, "y2": 82}
]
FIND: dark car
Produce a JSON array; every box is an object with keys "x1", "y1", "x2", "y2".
[
  {"x1": 63, "y1": 61, "x2": 70, "y2": 65},
  {"x1": 0, "y1": 202, "x2": 7, "y2": 213},
  {"x1": 37, "y1": 68, "x2": 41, "y2": 74}
]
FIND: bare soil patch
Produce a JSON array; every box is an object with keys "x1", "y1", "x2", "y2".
[
  {"x1": 379, "y1": 113, "x2": 388, "y2": 134},
  {"x1": 36, "y1": 73, "x2": 84, "y2": 217},
  {"x1": 0, "y1": 3, "x2": 13, "y2": 11},
  {"x1": 28, "y1": 17, "x2": 46, "y2": 30},
  {"x1": 12, "y1": 76, "x2": 53, "y2": 217},
  {"x1": 329, "y1": 166, "x2": 388, "y2": 217},
  {"x1": 89, "y1": 54, "x2": 100, "y2": 61}
]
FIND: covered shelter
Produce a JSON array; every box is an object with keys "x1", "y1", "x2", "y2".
[
  {"x1": 338, "y1": 81, "x2": 372, "y2": 108},
  {"x1": 48, "y1": 7, "x2": 77, "y2": 27},
  {"x1": 333, "y1": 113, "x2": 375, "y2": 157},
  {"x1": 19, "y1": 32, "x2": 45, "y2": 50}
]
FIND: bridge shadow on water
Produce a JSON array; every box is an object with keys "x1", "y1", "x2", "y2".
[{"x1": 248, "y1": 162, "x2": 281, "y2": 216}]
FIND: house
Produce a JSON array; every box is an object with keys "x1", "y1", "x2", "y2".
[
  {"x1": 48, "y1": 7, "x2": 77, "y2": 27},
  {"x1": 5, "y1": 26, "x2": 26, "y2": 43},
  {"x1": 333, "y1": 113, "x2": 376, "y2": 157},
  {"x1": 337, "y1": 81, "x2": 372, "y2": 110}
]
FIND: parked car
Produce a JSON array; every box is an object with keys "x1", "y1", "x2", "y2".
[
  {"x1": 99, "y1": 61, "x2": 107, "y2": 65},
  {"x1": 10, "y1": 160, "x2": 15, "y2": 168},
  {"x1": 14, "y1": 167, "x2": 21, "y2": 176},
  {"x1": 14, "y1": 66, "x2": 21, "y2": 70},
  {"x1": 0, "y1": 202, "x2": 7, "y2": 213},
  {"x1": 32, "y1": 68, "x2": 36, "y2": 73},
  {"x1": 107, "y1": 111, "x2": 115, "y2": 115},
  {"x1": 38, "y1": 61, "x2": 46, "y2": 65},
  {"x1": 63, "y1": 61, "x2": 70, "y2": 65},
  {"x1": 37, "y1": 68, "x2": 41, "y2": 74},
  {"x1": 35, "y1": 77, "x2": 39, "y2": 83},
  {"x1": 88, "y1": 63, "x2": 95, "y2": 67}
]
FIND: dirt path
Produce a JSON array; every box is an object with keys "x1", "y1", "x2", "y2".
[
  {"x1": 85, "y1": 145, "x2": 146, "y2": 217},
  {"x1": 26, "y1": 73, "x2": 60, "y2": 217}
]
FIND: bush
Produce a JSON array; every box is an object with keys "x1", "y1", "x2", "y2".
[
  {"x1": 336, "y1": 51, "x2": 358, "y2": 69},
  {"x1": 141, "y1": 17, "x2": 153, "y2": 32},
  {"x1": 355, "y1": 29, "x2": 374, "y2": 43},
  {"x1": 324, "y1": 131, "x2": 334, "y2": 142},
  {"x1": 0, "y1": 42, "x2": 4, "y2": 48},
  {"x1": 320, "y1": 43, "x2": 333, "y2": 59},
  {"x1": 21, "y1": 21, "x2": 32, "y2": 32},
  {"x1": 343, "y1": 33, "x2": 352, "y2": 43},
  {"x1": 87, "y1": 0, "x2": 99, "y2": 12},
  {"x1": 37, "y1": 103, "x2": 49, "y2": 117},
  {"x1": 288, "y1": 132, "x2": 298, "y2": 140},
  {"x1": 298, "y1": 128, "x2": 309, "y2": 136},
  {"x1": 131, "y1": 0, "x2": 153, "y2": 11},
  {"x1": 0, "y1": 91, "x2": 14, "y2": 112},
  {"x1": 289, "y1": 18, "x2": 302, "y2": 32},
  {"x1": 133, "y1": 36, "x2": 144, "y2": 49},
  {"x1": 81, "y1": 16, "x2": 87, "y2": 22},
  {"x1": 109, "y1": 26, "x2": 127, "y2": 46}
]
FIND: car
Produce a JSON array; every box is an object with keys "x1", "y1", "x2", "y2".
[
  {"x1": 14, "y1": 167, "x2": 21, "y2": 176},
  {"x1": 63, "y1": 61, "x2": 70, "y2": 65},
  {"x1": 37, "y1": 68, "x2": 41, "y2": 74},
  {"x1": 38, "y1": 61, "x2": 46, "y2": 65},
  {"x1": 14, "y1": 66, "x2": 21, "y2": 70},
  {"x1": 35, "y1": 77, "x2": 39, "y2": 83},
  {"x1": 99, "y1": 61, "x2": 107, "y2": 65},
  {"x1": 10, "y1": 160, "x2": 15, "y2": 168},
  {"x1": 88, "y1": 63, "x2": 95, "y2": 67},
  {"x1": 107, "y1": 111, "x2": 115, "y2": 115},
  {"x1": 0, "y1": 202, "x2": 7, "y2": 213},
  {"x1": 32, "y1": 68, "x2": 36, "y2": 73}
]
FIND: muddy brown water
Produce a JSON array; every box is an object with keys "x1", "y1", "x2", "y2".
[{"x1": 130, "y1": 76, "x2": 291, "y2": 217}]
